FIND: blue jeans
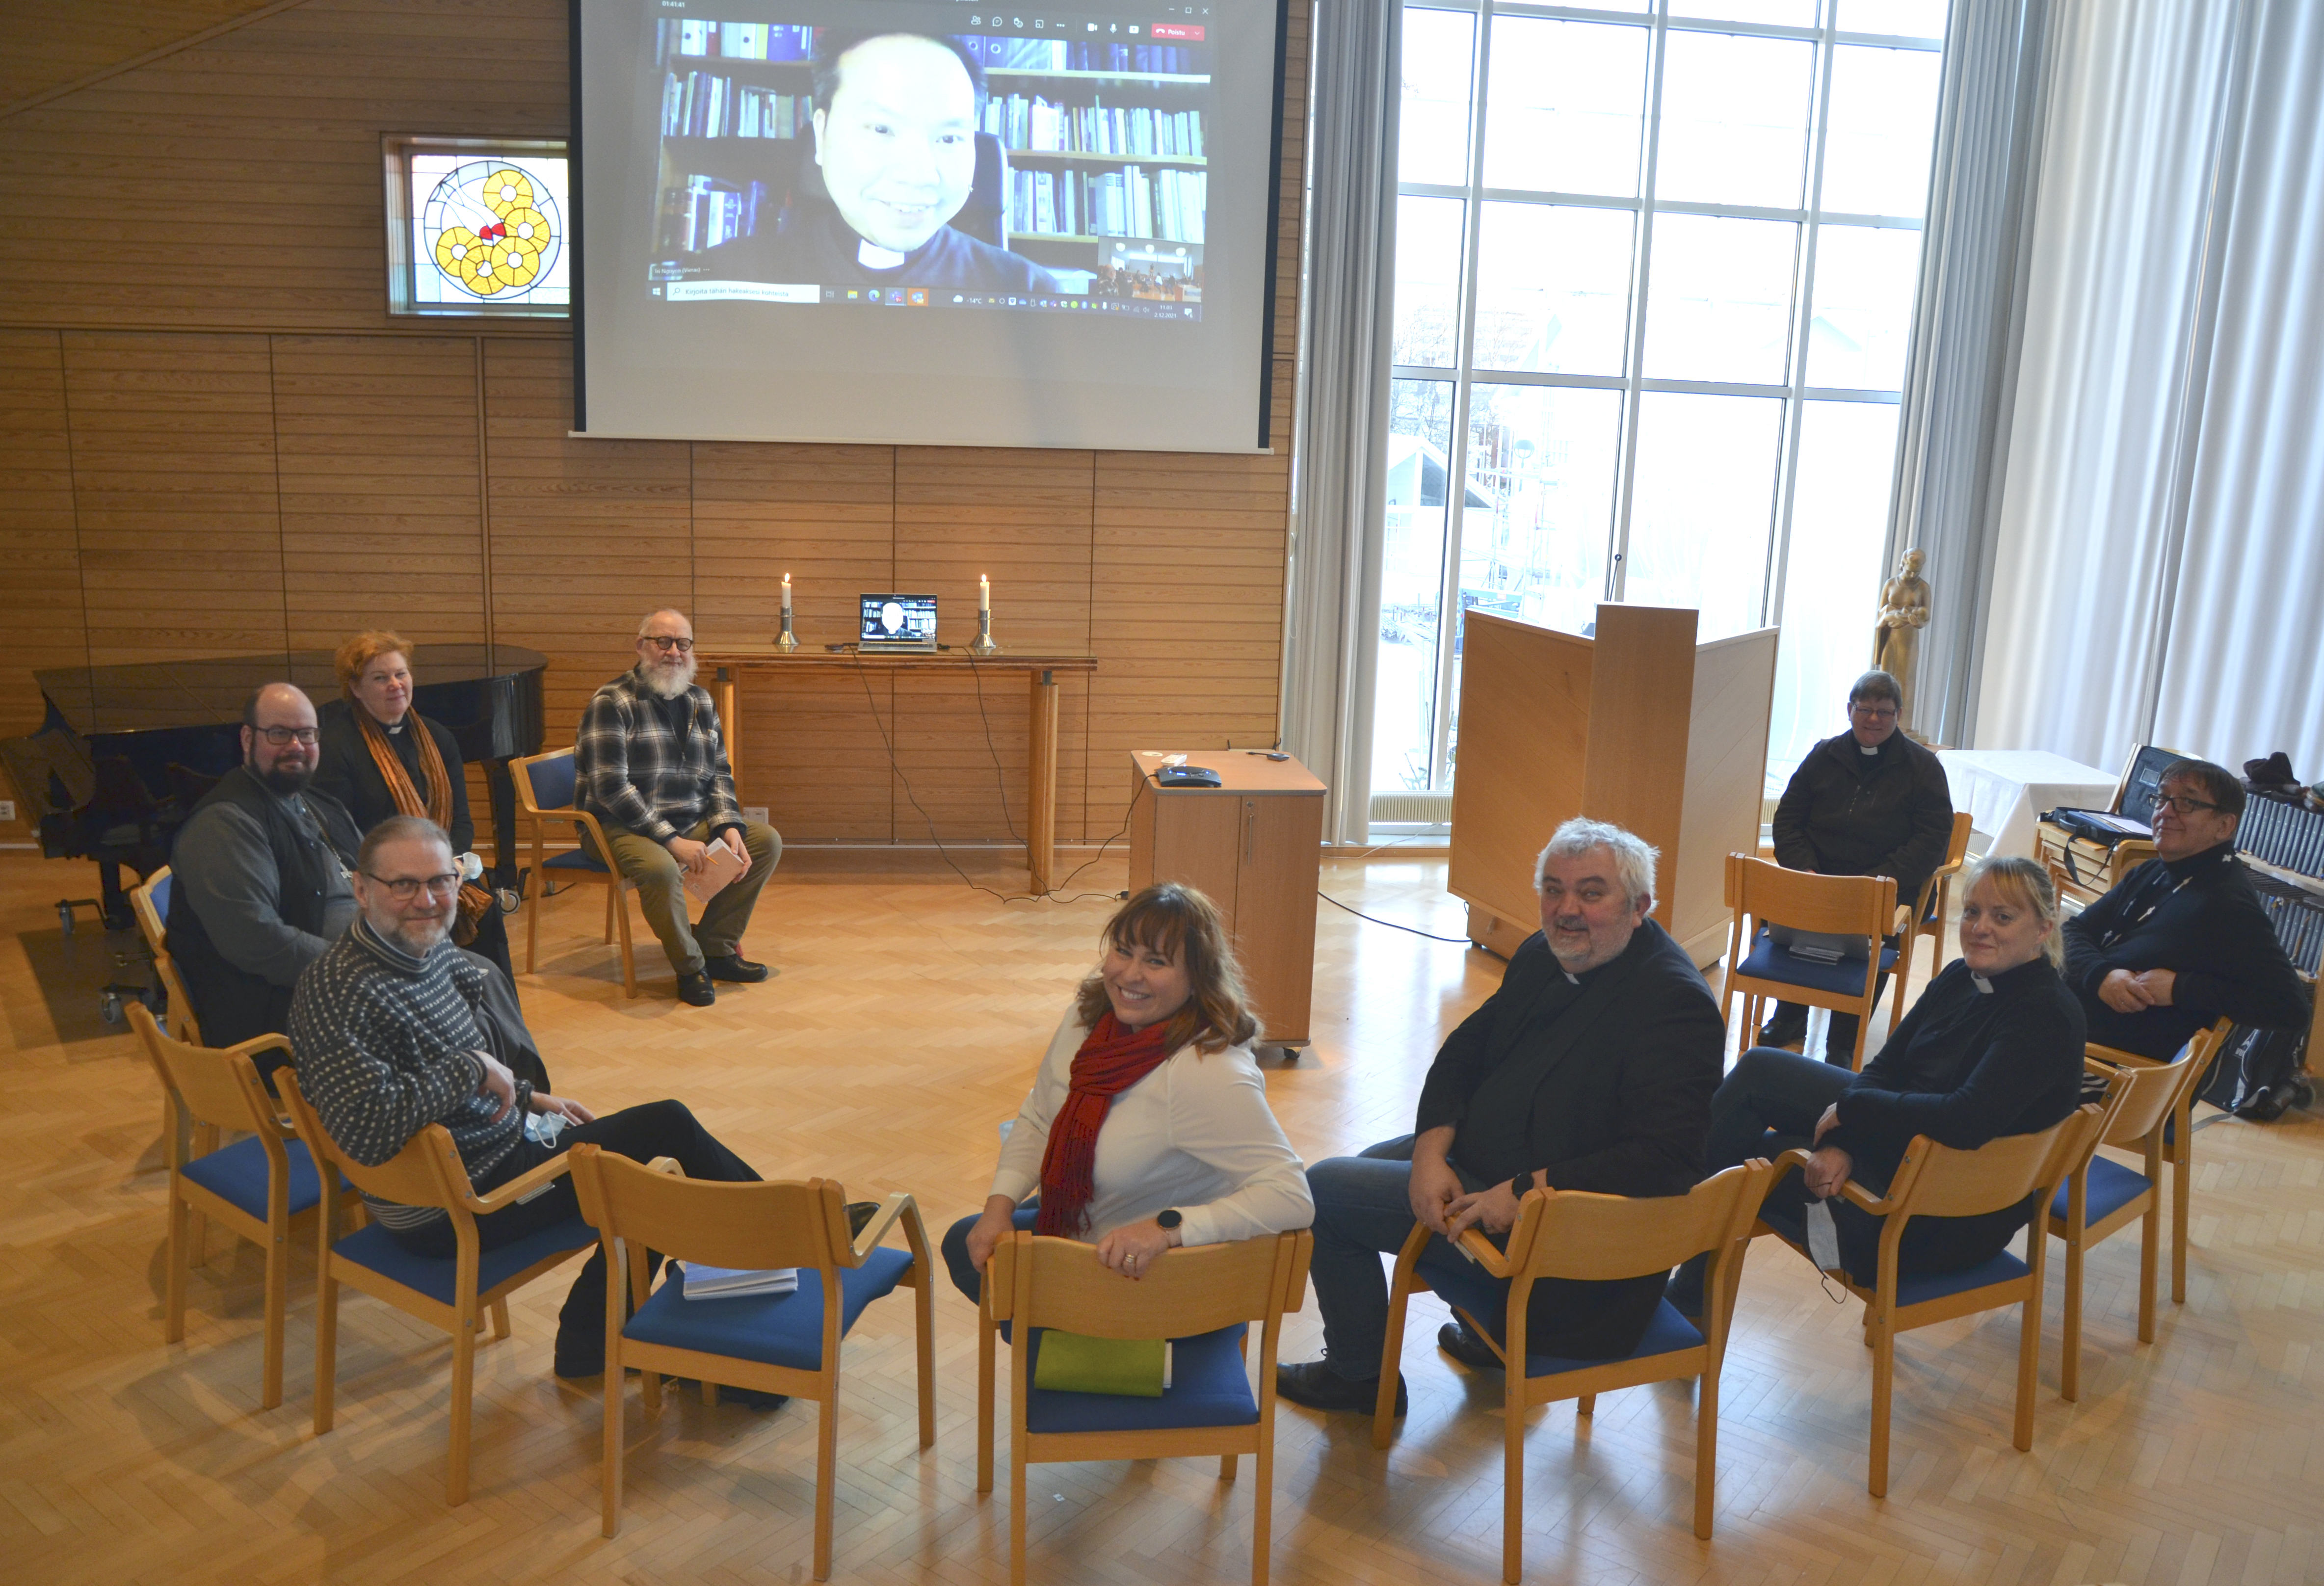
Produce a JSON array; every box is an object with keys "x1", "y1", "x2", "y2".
[
  {"x1": 1304, "y1": 1136, "x2": 1497, "y2": 1384},
  {"x1": 941, "y1": 1204, "x2": 1041, "y2": 1306}
]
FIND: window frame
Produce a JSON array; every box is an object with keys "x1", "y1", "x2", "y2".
[{"x1": 1386, "y1": 0, "x2": 1945, "y2": 791}]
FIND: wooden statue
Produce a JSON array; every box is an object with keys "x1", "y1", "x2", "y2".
[{"x1": 1873, "y1": 548, "x2": 1931, "y2": 733}]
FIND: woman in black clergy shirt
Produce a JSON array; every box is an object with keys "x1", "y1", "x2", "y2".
[
  {"x1": 1668, "y1": 855, "x2": 2085, "y2": 1312},
  {"x1": 312, "y1": 631, "x2": 515, "y2": 978}
]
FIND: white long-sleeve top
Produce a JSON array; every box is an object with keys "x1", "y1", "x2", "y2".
[{"x1": 989, "y1": 1009, "x2": 1315, "y2": 1248}]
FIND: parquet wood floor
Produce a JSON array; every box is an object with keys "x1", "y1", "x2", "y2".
[{"x1": 2, "y1": 846, "x2": 2319, "y2": 1585}]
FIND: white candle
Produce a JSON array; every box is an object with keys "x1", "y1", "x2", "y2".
[
  {"x1": 782, "y1": 572, "x2": 792, "y2": 615},
  {"x1": 979, "y1": 574, "x2": 991, "y2": 614}
]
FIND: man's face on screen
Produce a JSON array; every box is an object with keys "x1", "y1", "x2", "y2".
[{"x1": 813, "y1": 35, "x2": 979, "y2": 257}]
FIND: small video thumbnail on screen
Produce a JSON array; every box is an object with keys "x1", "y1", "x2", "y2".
[{"x1": 643, "y1": 12, "x2": 1211, "y2": 318}]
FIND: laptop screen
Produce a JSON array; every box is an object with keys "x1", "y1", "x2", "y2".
[{"x1": 859, "y1": 593, "x2": 937, "y2": 645}]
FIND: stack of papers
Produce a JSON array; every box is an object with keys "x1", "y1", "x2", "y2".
[{"x1": 680, "y1": 1263, "x2": 798, "y2": 1300}]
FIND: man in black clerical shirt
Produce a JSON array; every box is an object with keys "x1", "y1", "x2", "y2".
[
  {"x1": 712, "y1": 30, "x2": 1060, "y2": 296},
  {"x1": 1765, "y1": 668, "x2": 1955, "y2": 1061},
  {"x1": 2062, "y1": 759, "x2": 2307, "y2": 1065},
  {"x1": 1275, "y1": 818, "x2": 1725, "y2": 1414}
]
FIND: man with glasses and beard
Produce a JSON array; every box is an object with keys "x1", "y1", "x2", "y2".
[
  {"x1": 290, "y1": 815, "x2": 777, "y2": 1387},
  {"x1": 2062, "y1": 758, "x2": 2307, "y2": 1066},
  {"x1": 165, "y1": 683, "x2": 367, "y2": 1052},
  {"x1": 575, "y1": 608, "x2": 781, "y2": 1005}
]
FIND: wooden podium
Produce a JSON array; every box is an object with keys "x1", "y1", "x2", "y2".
[
  {"x1": 1127, "y1": 750, "x2": 1325, "y2": 1048},
  {"x1": 1448, "y1": 605, "x2": 1778, "y2": 968}
]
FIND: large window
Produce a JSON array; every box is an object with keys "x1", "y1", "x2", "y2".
[{"x1": 1373, "y1": 0, "x2": 1948, "y2": 803}]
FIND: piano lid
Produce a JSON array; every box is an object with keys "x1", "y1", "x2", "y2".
[{"x1": 36, "y1": 644, "x2": 550, "y2": 740}]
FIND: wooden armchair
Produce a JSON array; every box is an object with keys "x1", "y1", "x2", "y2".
[
  {"x1": 1757, "y1": 1101, "x2": 2113, "y2": 1496},
  {"x1": 277, "y1": 1070, "x2": 597, "y2": 1504},
  {"x1": 2051, "y1": 1025, "x2": 2227, "y2": 1398},
  {"x1": 1888, "y1": 811, "x2": 1974, "y2": 1034},
  {"x1": 1721, "y1": 853, "x2": 1897, "y2": 1069},
  {"x1": 566, "y1": 1148, "x2": 935, "y2": 1577},
  {"x1": 1373, "y1": 1162, "x2": 1775, "y2": 1573},
  {"x1": 130, "y1": 1004, "x2": 359, "y2": 1409},
  {"x1": 511, "y1": 746, "x2": 639, "y2": 997},
  {"x1": 986, "y1": 1229, "x2": 1312, "y2": 1586}
]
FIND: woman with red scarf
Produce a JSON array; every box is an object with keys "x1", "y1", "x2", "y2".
[{"x1": 941, "y1": 884, "x2": 1313, "y2": 1301}]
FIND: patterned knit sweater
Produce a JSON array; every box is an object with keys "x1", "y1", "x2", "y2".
[{"x1": 288, "y1": 918, "x2": 533, "y2": 1230}]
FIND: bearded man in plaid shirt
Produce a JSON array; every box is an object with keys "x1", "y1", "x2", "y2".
[{"x1": 576, "y1": 608, "x2": 782, "y2": 1005}]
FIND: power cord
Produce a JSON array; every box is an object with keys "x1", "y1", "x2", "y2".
[
  {"x1": 849, "y1": 652, "x2": 1133, "y2": 906},
  {"x1": 1315, "y1": 889, "x2": 1475, "y2": 944}
]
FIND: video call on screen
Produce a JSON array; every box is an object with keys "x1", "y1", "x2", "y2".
[{"x1": 642, "y1": 0, "x2": 1216, "y2": 320}]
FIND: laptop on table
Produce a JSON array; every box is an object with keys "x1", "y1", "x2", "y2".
[{"x1": 859, "y1": 593, "x2": 938, "y2": 652}]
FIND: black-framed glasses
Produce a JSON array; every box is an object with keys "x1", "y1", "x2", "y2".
[
  {"x1": 253, "y1": 725, "x2": 319, "y2": 745},
  {"x1": 362, "y1": 871, "x2": 461, "y2": 900},
  {"x1": 642, "y1": 635, "x2": 694, "y2": 653},
  {"x1": 1849, "y1": 702, "x2": 1899, "y2": 721},
  {"x1": 2148, "y1": 792, "x2": 2220, "y2": 817}
]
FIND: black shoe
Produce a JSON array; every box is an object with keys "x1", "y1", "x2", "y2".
[
  {"x1": 1436, "y1": 1319, "x2": 1502, "y2": 1373},
  {"x1": 2237, "y1": 1085, "x2": 2292, "y2": 1122},
  {"x1": 1275, "y1": 1359, "x2": 1406, "y2": 1416},
  {"x1": 703, "y1": 953, "x2": 772, "y2": 983},
  {"x1": 698, "y1": 1381, "x2": 790, "y2": 1411},
  {"x1": 1757, "y1": 1010, "x2": 1807, "y2": 1049},
  {"x1": 676, "y1": 970, "x2": 716, "y2": 1006}
]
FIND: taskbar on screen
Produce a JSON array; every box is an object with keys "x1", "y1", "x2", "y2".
[{"x1": 657, "y1": 278, "x2": 1200, "y2": 317}]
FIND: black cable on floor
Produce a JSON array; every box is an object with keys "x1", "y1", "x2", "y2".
[{"x1": 1316, "y1": 889, "x2": 1475, "y2": 944}]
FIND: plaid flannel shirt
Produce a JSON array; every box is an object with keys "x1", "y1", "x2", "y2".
[{"x1": 575, "y1": 667, "x2": 744, "y2": 844}]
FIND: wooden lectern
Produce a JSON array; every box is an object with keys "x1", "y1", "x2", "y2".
[
  {"x1": 1127, "y1": 750, "x2": 1325, "y2": 1048},
  {"x1": 1448, "y1": 605, "x2": 1778, "y2": 968}
]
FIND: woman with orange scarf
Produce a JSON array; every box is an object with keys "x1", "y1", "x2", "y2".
[
  {"x1": 941, "y1": 884, "x2": 1314, "y2": 1302},
  {"x1": 313, "y1": 631, "x2": 516, "y2": 978}
]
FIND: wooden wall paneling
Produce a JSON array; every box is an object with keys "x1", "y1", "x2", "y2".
[
  {"x1": 691, "y1": 441, "x2": 897, "y2": 842},
  {"x1": 0, "y1": 330, "x2": 79, "y2": 842},
  {"x1": 1087, "y1": 451, "x2": 1289, "y2": 835},
  {"x1": 62, "y1": 331, "x2": 286, "y2": 666},
  {"x1": 896, "y1": 447, "x2": 1093, "y2": 844},
  {"x1": 481, "y1": 338, "x2": 691, "y2": 754},
  {"x1": 0, "y1": 0, "x2": 303, "y2": 112},
  {"x1": 272, "y1": 334, "x2": 486, "y2": 650},
  {"x1": 0, "y1": 0, "x2": 572, "y2": 333}
]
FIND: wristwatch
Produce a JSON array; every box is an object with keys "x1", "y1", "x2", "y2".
[
  {"x1": 1509, "y1": 1173, "x2": 1534, "y2": 1200},
  {"x1": 1156, "y1": 1209, "x2": 1183, "y2": 1230}
]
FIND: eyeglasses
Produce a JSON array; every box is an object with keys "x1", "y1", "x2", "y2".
[
  {"x1": 2148, "y1": 792, "x2": 2220, "y2": 817},
  {"x1": 1849, "y1": 702, "x2": 1899, "y2": 721},
  {"x1": 362, "y1": 871, "x2": 462, "y2": 900},
  {"x1": 253, "y1": 725, "x2": 319, "y2": 745},
  {"x1": 642, "y1": 635, "x2": 694, "y2": 653}
]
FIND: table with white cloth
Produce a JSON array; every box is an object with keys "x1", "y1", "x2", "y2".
[{"x1": 1937, "y1": 747, "x2": 2120, "y2": 860}]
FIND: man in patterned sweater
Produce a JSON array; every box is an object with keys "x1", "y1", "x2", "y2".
[
  {"x1": 290, "y1": 815, "x2": 769, "y2": 1382},
  {"x1": 576, "y1": 608, "x2": 782, "y2": 1006}
]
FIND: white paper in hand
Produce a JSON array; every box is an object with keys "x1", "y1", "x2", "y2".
[
  {"x1": 681, "y1": 839, "x2": 748, "y2": 908},
  {"x1": 1806, "y1": 1199, "x2": 1842, "y2": 1271}
]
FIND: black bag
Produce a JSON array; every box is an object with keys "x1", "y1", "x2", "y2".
[{"x1": 2197, "y1": 1019, "x2": 2313, "y2": 1117}]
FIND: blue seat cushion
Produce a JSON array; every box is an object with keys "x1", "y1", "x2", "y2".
[
  {"x1": 1022, "y1": 1322, "x2": 1257, "y2": 1434},
  {"x1": 334, "y1": 1216, "x2": 597, "y2": 1306},
  {"x1": 1736, "y1": 926, "x2": 1899, "y2": 1000},
  {"x1": 1416, "y1": 1251, "x2": 1704, "y2": 1379},
  {"x1": 2052, "y1": 1155, "x2": 2153, "y2": 1226},
  {"x1": 1894, "y1": 1250, "x2": 2028, "y2": 1307},
  {"x1": 622, "y1": 1247, "x2": 914, "y2": 1372},
  {"x1": 181, "y1": 1134, "x2": 329, "y2": 1221},
  {"x1": 544, "y1": 848, "x2": 611, "y2": 874}
]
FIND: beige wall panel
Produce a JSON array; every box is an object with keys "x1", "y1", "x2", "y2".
[
  {"x1": 690, "y1": 442, "x2": 895, "y2": 647},
  {"x1": 62, "y1": 330, "x2": 285, "y2": 664},
  {"x1": 0, "y1": 1, "x2": 295, "y2": 109},
  {"x1": 739, "y1": 667, "x2": 896, "y2": 843},
  {"x1": 272, "y1": 334, "x2": 486, "y2": 650}
]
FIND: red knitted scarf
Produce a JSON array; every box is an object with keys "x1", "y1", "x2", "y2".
[{"x1": 1034, "y1": 1011, "x2": 1178, "y2": 1237}]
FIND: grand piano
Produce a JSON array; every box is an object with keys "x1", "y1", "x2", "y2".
[{"x1": 2, "y1": 644, "x2": 547, "y2": 928}]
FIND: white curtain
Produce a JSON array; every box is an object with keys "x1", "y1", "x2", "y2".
[
  {"x1": 1278, "y1": 0, "x2": 1400, "y2": 844},
  {"x1": 1884, "y1": 0, "x2": 2055, "y2": 749},
  {"x1": 1971, "y1": 0, "x2": 2239, "y2": 768},
  {"x1": 2150, "y1": 0, "x2": 2324, "y2": 777}
]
